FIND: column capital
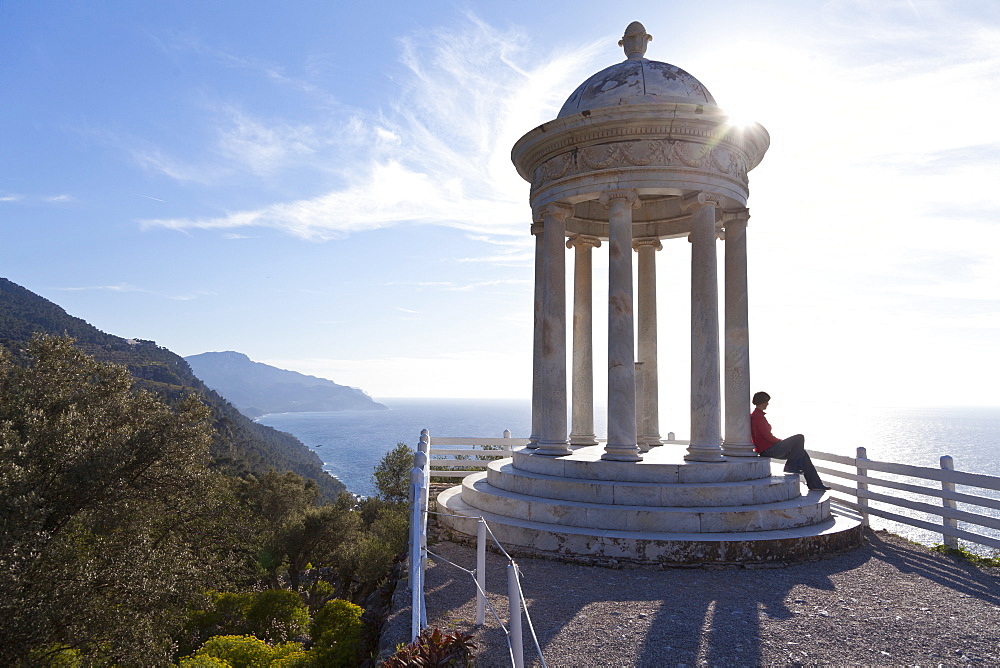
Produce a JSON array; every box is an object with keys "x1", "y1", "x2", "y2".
[
  {"x1": 680, "y1": 190, "x2": 724, "y2": 212},
  {"x1": 535, "y1": 202, "x2": 574, "y2": 222},
  {"x1": 632, "y1": 236, "x2": 662, "y2": 252},
  {"x1": 530, "y1": 221, "x2": 544, "y2": 236},
  {"x1": 599, "y1": 189, "x2": 640, "y2": 209},
  {"x1": 567, "y1": 234, "x2": 602, "y2": 250},
  {"x1": 721, "y1": 207, "x2": 750, "y2": 224}
]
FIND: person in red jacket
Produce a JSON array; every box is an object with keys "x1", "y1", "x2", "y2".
[{"x1": 750, "y1": 391, "x2": 830, "y2": 491}]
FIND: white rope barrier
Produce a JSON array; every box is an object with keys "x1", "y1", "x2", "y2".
[{"x1": 415, "y1": 431, "x2": 546, "y2": 667}]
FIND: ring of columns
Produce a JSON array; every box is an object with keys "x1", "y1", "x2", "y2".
[
  {"x1": 438, "y1": 22, "x2": 863, "y2": 563},
  {"x1": 513, "y1": 30, "x2": 768, "y2": 462}
]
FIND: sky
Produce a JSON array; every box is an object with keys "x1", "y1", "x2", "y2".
[{"x1": 2, "y1": 0, "x2": 999, "y2": 421}]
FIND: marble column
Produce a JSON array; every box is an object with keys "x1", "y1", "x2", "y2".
[
  {"x1": 601, "y1": 189, "x2": 642, "y2": 462},
  {"x1": 528, "y1": 222, "x2": 544, "y2": 448},
  {"x1": 634, "y1": 362, "x2": 649, "y2": 453},
  {"x1": 722, "y1": 209, "x2": 756, "y2": 457},
  {"x1": 536, "y1": 203, "x2": 573, "y2": 457},
  {"x1": 633, "y1": 237, "x2": 663, "y2": 449},
  {"x1": 568, "y1": 234, "x2": 601, "y2": 447},
  {"x1": 683, "y1": 192, "x2": 725, "y2": 462}
]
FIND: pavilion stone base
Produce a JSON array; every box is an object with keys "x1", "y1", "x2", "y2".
[{"x1": 436, "y1": 445, "x2": 862, "y2": 565}]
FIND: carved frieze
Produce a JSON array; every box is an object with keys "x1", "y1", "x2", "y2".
[{"x1": 531, "y1": 138, "x2": 749, "y2": 192}]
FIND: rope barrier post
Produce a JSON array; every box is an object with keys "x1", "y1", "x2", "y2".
[
  {"x1": 856, "y1": 446, "x2": 869, "y2": 528},
  {"x1": 476, "y1": 518, "x2": 487, "y2": 625},
  {"x1": 941, "y1": 455, "x2": 959, "y2": 548},
  {"x1": 409, "y1": 466, "x2": 424, "y2": 641},
  {"x1": 414, "y1": 447, "x2": 429, "y2": 628},
  {"x1": 507, "y1": 562, "x2": 524, "y2": 668}
]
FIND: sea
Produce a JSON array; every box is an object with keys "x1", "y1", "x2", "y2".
[{"x1": 257, "y1": 398, "x2": 1000, "y2": 553}]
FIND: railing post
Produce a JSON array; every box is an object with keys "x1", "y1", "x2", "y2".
[
  {"x1": 476, "y1": 518, "x2": 487, "y2": 625},
  {"x1": 409, "y1": 466, "x2": 424, "y2": 641},
  {"x1": 507, "y1": 563, "x2": 524, "y2": 668},
  {"x1": 856, "y1": 446, "x2": 869, "y2": 528},
  {"x1": 941, "y1": 455, "x2": 959, "y2": 548},
  {"x1": 418, "y1": 431, "x2": 431, "y2": 627},
  {"x1": 503, "y1": 429, "x2": 512, "y2": 453}
]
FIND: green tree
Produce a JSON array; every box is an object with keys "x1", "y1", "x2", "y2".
[
  {"x1": 241, "y1": 472, "x2": 360, "y2": 591},
  {"x1": 372, "y1": 441, "x2": 414, "y2": 504},
  {"x1": 0, "y1": 336, "x2": 242, "y2": 664}
]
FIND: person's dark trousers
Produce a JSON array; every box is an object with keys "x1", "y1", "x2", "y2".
[{"x1": 759, "y1": 434, "x2": 825, "y2": 489}]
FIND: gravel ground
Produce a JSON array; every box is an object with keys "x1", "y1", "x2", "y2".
[{"x1": 413, "y1": 529, "x2": 1000, "y2": 666}]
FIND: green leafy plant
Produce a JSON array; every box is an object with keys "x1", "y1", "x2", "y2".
[
  {"x1": 245, "y1": 590, "x2": 310, "y2": 644},
  {"x1": 309, "y1": 599, "x2": 364, "y2": 666},
  {"x1": 180, "y1": 634, "x2": 310, "y2": 667},
  {"x1": 932, "y1": 544, "x2": 1000, "y2": 568},
  {"x1": 380, "y1": 627, "x2": 477, "y2": 667}
]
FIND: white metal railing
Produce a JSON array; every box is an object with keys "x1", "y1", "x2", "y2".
[
  {"x1": 812, "y1": 447, "x2": 1000, "y2": 551},
  {"x1": 426, "y1": 431, "x2": 530, "y2": 478},
  {"x1": 409, "y1": 430, "x2": 545, "y2": 668}
]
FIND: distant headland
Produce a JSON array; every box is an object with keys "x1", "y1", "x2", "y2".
[{"x1": 185, "y1": 350, "x2": 387, "y2": 419}]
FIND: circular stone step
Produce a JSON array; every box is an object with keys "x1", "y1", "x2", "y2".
[
  {"x1": 459, "y1": 473, "x2": 828, "y2": 533},
  {"x1": 437, "y1": 485, "x2": 863, "y2": 564},
  {"x1": 487, "y1": 460, "x2": 801, "y2": 507},
  {"x1": 512, "y1": 445, "x2": 772, "y2": 483}
]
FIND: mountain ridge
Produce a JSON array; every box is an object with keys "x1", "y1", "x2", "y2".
[
  {"x1": 0, "y1": 277, "x2": 345, "y2": 499},
  {"x1": 185, "y1": 350, "x2": 387, "y2": 418}
]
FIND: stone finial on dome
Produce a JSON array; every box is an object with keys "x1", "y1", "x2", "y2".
[{"x1": 618, "y1": 21, "x2": 651, "y2": 60}]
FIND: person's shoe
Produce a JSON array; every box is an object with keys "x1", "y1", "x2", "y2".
[
  {"x1": 808, "y1": 485, "x2": 831, "y2": 491},
  {"x1": 784, "y1": 468, "x2": 803, "y2": 474}
]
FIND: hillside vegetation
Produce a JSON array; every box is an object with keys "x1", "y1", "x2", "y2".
[
  {"x1": 0, "y1": 279, "x2": 418, "y2": 664},
  {"x1": 0, "y1": 277, "x2": 344, "y2": 499}
]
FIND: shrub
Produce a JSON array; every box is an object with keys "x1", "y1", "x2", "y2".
[
  {"x1": 178, "y1": 655, "x2": 232, "y2": 667},
  {"x1": 212, "y1": 591, "x2": 256, "y2": 636},
  {"x1": 179, "y1": 590, "x2": 255, "y2": 655},
  {"x1": 245, "y1": 590, "x2": 309, "y2": 644},
  {"x1": 188, "y1": 635, "x2": 271, "y2": 667},
  {"x1": 380, "y1": 628, "x2": 477, "y2": 667},
  {"x1": 305, "y1": 579, "x2": 336, "y2": 613},
  {"x1": 184, "y1": 635, "x2": 309, "y2": 668},
  {"x1": 309, "y1": 599, "x2": 364, "y2": 666}
]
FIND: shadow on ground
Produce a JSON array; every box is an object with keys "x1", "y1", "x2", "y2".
[{"x1": 421, "y1": 528, "x2": 1000, "y2": 666}]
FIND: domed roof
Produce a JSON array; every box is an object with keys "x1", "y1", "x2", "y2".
[{"x1": 557, "y1": 22, "x2": 716, "y2": 119}]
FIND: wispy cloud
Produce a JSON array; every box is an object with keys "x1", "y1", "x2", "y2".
[
  {"x1": 140, "y1": 17, "x2": 604, "y2": 240},
  {"x1": 128, "y1": 106, "x2": 338, "y2": 185},
  {"x1": 52, "y1": 283, "x2": 203, "y2": 301},
  {"x1": 386, "y1": 278, "x2": 530, "y2": 292},
  {"x1": 0, "y1": 194, "x2": 22, "y2": 202},
  {"x1": 45, "y1": 194, "x2": 76, "y2": 203}
]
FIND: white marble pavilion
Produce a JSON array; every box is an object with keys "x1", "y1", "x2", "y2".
[{"x1": 439, "y1": 22, "x2": 862, "y2": 563}]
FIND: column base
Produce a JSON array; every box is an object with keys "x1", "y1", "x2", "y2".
[
  {"x1": 722, "y1": 441, "x2": 757, "y2": 457},
  {"x1": 569, "y1": 434, "x2": 599, "y2": 447},
  {"x1": 639, "y1": 434, "x2": 663, "y2": 449},
  {"x1": 526, "y1": 435, "x2": 540, "y2": 450},
  {"x1": 684, "y1": 444, "x2": 727, "y2": 463},
  {"x1": 601, "y1": 445, "x2": 643, "y2": 462},
  {"x1": 534, "y1": 440, "x2": 571, "y2": 457}
]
